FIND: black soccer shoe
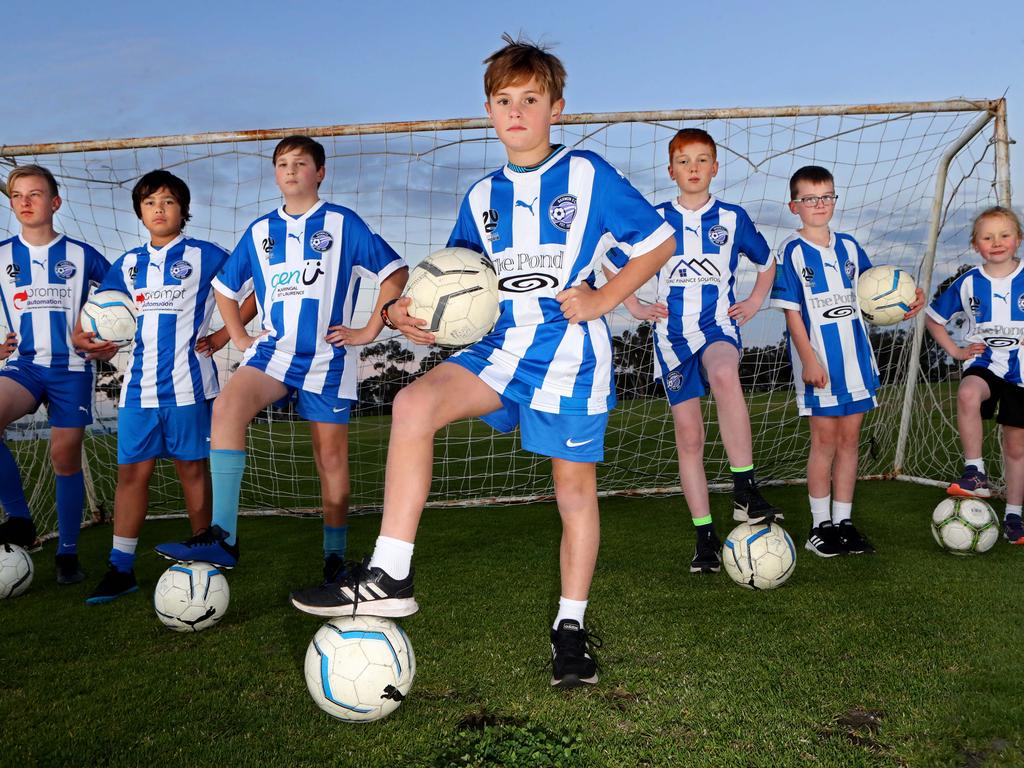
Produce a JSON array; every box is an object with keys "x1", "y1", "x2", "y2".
[
  {"x1": 85, "y1": 565, "x2": 139, "y2": 605},
  {"x1": 0, "y1": 516, "x2": 38, "y2": 550},
  {"x1": 805, "y1": 521, "x2": 844, "y2": 558},
  {"x1": 733, "y1": 485, "x2": 783, "y2": 524},
  {"x1": 690, "y1": 530, "x2": 722, "y2": 573},
  {"x1": 289, "y1": 558, "x2": 418, "y2": 618},
  {"x1": 550, "y1": 619, "x2": 601, "y2": 689},
  {"x1": 836, "y1": 520, "x2": 875, "y2": 554},
  {"x1": 55, "y1": 553, "x2": 85, "y2": 585},
  {"x1": 322, "y1": 553, "x2": 349, "y2": 583}
]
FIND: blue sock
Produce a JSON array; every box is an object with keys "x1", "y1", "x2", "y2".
[
  {"x1": 323, "y1": 524, "x2": 348, "y2": 559},
  {"x1": 0, "y1": 440, "x2": 31, "y2": 519},
  {"x1": 110, "y1": 548, "x2": 136, "y2": 573},
  {"x1": 210, "y1": 449, "x2": 246, "y2": 545},
  {"x1": 55, "y1": 472, "x2": 85, "y2": 554}
]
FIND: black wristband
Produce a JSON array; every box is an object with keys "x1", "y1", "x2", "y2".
[{"x1": 380, "y1": 298, "x2": 400, "y2": 330}]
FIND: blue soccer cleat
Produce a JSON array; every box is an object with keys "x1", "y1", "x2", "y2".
[{"x1": 155, "y1": 525, "x2": 239, "y2": 568}]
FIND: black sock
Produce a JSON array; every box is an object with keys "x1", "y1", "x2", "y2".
[{"x1": 732, "y1": 467, "x2": 756, "y2": 493}]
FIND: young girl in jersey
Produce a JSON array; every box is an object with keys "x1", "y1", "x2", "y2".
[{"x1": 926, "y1": 206, "x2": 1024, "y2": 545}]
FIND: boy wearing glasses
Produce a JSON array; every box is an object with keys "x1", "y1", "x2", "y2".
[{"x1": 771, "y1": 166, "x2": 923, "y2": 557}]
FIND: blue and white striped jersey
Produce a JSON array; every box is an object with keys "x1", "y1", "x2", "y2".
[
  {"x1": 447, "y1": 146, "x2": 675, "y2": 415},
  {"x1": 0, "y1": 234, "x2": 109, "y2": 372},
  {"x1": 100, "y1": 235, "x2": 229, "y2": 408},
  {"x1": 771, "y1": 231, "x2": 880, "y2": 410},
  {"x1": 214, "y1": 200, "x2": 404, "y2": 399},
  {"x1": 927, "y1": 261, "x2": 1024, "y2": 385},
  {"x1": 609, "y1": 197, "x2": 771, "y2": 378}
]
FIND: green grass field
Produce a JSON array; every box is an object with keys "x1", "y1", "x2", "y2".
[{"x1": 2, "y1": 481, "x2": 1022, "y2": 767}]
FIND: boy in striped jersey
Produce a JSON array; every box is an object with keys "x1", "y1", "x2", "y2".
[
  {"x1": 155, "y1": 137, "x2": 407, "y2": 580},
  {"x1": 77, "y1": 170, "x2": 256, "y2": 603},
  {"x1": 926, "y1": 206, "x2": 1024, "y2": 544},
  {"x1": 607, "y1": 128, "x2": 780, "y2": 575},
  {"x1": 772, "y1": 166, "x2": 923, "y2": 557},
  {"x1": 290, "y1": 35, "x2": 676, "y2": 689},
  {"x1": 0, "y1": 165, "x2": 110, "y2": 584}
]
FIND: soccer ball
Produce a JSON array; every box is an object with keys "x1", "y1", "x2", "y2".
[
  {"x1": 153, "y1": 562, "x2": 230, "y2": 632},
  {"x1": 304, "y1": 616, "x2": 416, "y2": 722},
  {"x1": 722, "y1": 522, "x2": 796, "y2": 590},
  {"x1": 857, "y1": 265, "x2": 918, "y2": 326},
  {"x1": 80, "y1": 289, "x2": 138, "y2": 346},
  {"x1": 931, "y1": 497, "x2": 999, "y2": 555},
  {"x1": 0, "y1": 543, "x2": 33, "y2": 599},
  {"x1": 403, "y1": 247, "x2": 500, "y2": 346}
]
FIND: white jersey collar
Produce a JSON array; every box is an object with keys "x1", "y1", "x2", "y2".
[
  {"x1": 671, "y1": 195, "x2": 717, "y2": 218},
  {"x1": 277, "y1": 198, "x2": 326, "y2": 224}
]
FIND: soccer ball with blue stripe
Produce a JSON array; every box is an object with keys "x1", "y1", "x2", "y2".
[
  {"x1": 0, "y1": 543, "x2": 33, "y2": 599},
  {"x1": 80, "y1": 289, "x2": 138, "y2": 346},
  {"x1": 722, "y1": 522, "x2": 797, "y2": 590},
  {"x1": 403, "y1": 247, "x2": 499, "y2": 347},
  {"x1": 304, "y1": 616, "x2": 416, "y2": 722},
  {"x1": 857, "y1": 265, "x2": 918, "y2": 326},
  {"x1": 153, "y1": 562, "x2": 230, "y2": 632},
  {"x1": 931, "y1": 497, "x2": 999, "y2": 555}
]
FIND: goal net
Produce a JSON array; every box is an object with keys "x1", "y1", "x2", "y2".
[{"x1": 0, "y1": 98, "x2": 1012, "y2": 533}]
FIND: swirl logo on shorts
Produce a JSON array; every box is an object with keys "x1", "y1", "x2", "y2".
[
  {"x1": 666, "y1": 371, "x2": 683, "y2": 392},
  {"x1": 170, "y1": 260, "x2": 193, "y2": 280},
  {"x1": 54, "y1": 260, "x2": 76, "y2": 279},
  {"x1": 823, "y1": 305, "x2": 856, "y2": 319},
  {"x1": 309, "y1": 230, "x2": 334, "y2": 252},
  {"x1": 844, "y1": 261, "x2": 856, "y2": 280},
  {"x1": 498, "y1": 273, "x2": 560, "y2": 293},
  {"x1": 708, "y1": 225, "x2": 728, "y2": 246},
  {"x1": 548, "y1": 194, "x2": 577, "y2": 232}
]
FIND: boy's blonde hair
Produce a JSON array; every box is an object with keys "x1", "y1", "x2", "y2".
[
  {"x1": 483, "y1": 33, "x2": 566, "y2": 103},
  {"x1": 971, "y1": 205, "x2": 1023, "y2": 244},
  {"x1": 6, "y1": 164, "x2": 59, "y2": 197},
  {"x1": 668, "y1": 128, "x2": 716, "y2": 162}
]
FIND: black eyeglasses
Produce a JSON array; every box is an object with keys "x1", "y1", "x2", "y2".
[{"x1": 793, "y1": 194, "x2": 839, "y2": 207}]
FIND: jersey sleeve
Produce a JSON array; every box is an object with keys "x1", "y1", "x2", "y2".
[
  {"x1": 86, "y1": 245, "x2": 111, "y2": 284},
  {"x1": 770, "y1": 248, "x2": 803, "y2": 311},
  {"x1": 214, "y1": 231, "x2": 256, "y2": 300},
  {"x1": 446, "y1": 194, "x2": 485, "y2": 254},
  {"x1": 596, "y1": 164, "x2": 675, "y2": 261},
  {"x1": 97, "y1": 254, "x2": 131, "y2": 294},
  {"x1": 854, "y1": 239, "x2": 873, "y2": 273},
  {"x1": 927, "y1": 275, "x2": 967, "y2": 324},
  {"x1": 736, "y1": 209, "x2": 772, "y2": 272},
  {"x1": 345, "y1": 215, "x2": 405, "y2": 282}
]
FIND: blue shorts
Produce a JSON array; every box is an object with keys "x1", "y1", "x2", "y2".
[
  {"x1": 481, "y1": 396, "x2": 607, "y2": 463},
  {"x1": 660, "y1": 337, "x2": 742, "y2": 406},
  {"x1": 273, "y1": 388, "x2": 353, "y2": 425},
  {"x1": 0, "y1": 360, "x2": 93, "y2": 427},
  {"x1": 804, "y1": 396, "x2": 876, "y2": 418},
  {"x1": 118, "y1": 401, "x2": 212, "y2": 464}
]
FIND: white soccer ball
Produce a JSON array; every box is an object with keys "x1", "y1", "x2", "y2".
[
  {"x1": 153, "y1": 562, "x2": 230, "y2": 632},
  {"x1": 0, "y1": 543, "x2": 33, "y2": 599},
  {"x1": 304, "y1": 616, "x2": 416, "y2": 722},
  {"x1": 722, "y1": 522, "x2": 796, "y2": 590},
  {"x1": 857, "y1": 265, "x2": 917, "y2": 326},
  {"x1": 80, "y1": 289, "x2": 138, "y2": 346},
  {"x1": 931, "y1": 497, "x2": 999, "y2": 555},
  {"x1": 403, "y1": 247, "x2": 499, "y2": 346}
]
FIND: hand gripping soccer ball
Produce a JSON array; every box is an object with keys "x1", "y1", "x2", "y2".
[
  {"x1": 153, "y1": 562, "x2": 230, "y2": 632},
  {"x1": 722, "y1": 522, "x2": 796, "y2": 590},
  {"x1": 931, "y1": 497, "x2": 999, "y2": 555},
  {"x1": 857, "y1": 265, "x2": 917, "y2": 326},
  {"x1": 0, "y1": 543, "x2": 34, "y2": 599},
  {"x1": 80, "y1": 290, "x2": 138, "y2": 346},
  {"x1": 403, "y1": 247, "x2": 499, "y2": 346},
  {"x1": 304, "y1": 616, "x2": 416, "y2": 722}
]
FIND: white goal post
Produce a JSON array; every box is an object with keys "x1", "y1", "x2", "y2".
[{"x1": 0, "y1": 98, "x2": 1013, "y2": 533}]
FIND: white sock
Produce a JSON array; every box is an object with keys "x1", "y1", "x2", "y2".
[
  {"x1": 553, "y1": 596, "x2": 588, "y2": 630},
  {"x1": 810, "y1": 495, "x2": 831, "y2": 527},
  {"x1": 965, "y1": 457, "x2": 985, "y2": 474},
  {"x1": 832, "y1": 501, "x2": 853, "y2": 525},
  {"x1": 1006, "y1": 504, "x2": 1022, "y2": 520},
  {"x1": 369, "y1": 535, "x2": 414, "y2": 580},
  {"x1": 112, "y1": 535, "x2": 138, "y2": 554}
]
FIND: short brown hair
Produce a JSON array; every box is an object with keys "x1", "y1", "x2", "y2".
[
  {"x1": 483, "y1": 33, "x2": 566, "y2": 103},
  {"x1": 789, "y1": 165, "x2": 834, "y2": 200},
  {"x1": 668, "y1": 129, "x2": 717, "y2": 162},
  {"x1": 7, "y1": 164, "x2": 59, "y2": 197},
  {"x1": 971, "y1": 205, "x2": 1024, "y2": 244},
  {"x1": 272, "y1": 135, "x2": 326, "y2": 170},
  {"x1": 132, "y1": 170, "x2": 191, "y2": 224}
]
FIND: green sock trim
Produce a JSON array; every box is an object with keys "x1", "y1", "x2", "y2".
[
  {"x1": 730, "y1": 464, "x2": 754, "y2": 473},
  {"x1": 692, "y1": 514, "x2": 713, "y2": 527}
]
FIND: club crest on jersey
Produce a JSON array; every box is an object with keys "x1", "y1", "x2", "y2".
[
  {"x1": 1018, "y1": 295, "x2": 1024, "y2": 312},
  {"x1": 54, "y1": 260, "x2": 76, "y2": 279},
  {"x1": 708, "y1": 225, "x2": 728, "y2": 246},
  {"x1": 666, "y1": 370, "x2": 683, "y2": 392},
  {"x1": 801, "y1": 266, "x2": 815, "y2": 284},
  {"x1": 170, "y1": 260, "x2": 193, "y2": 280},
  {"x1": 309, "y1": 230, "x2": 334, "y2": 252},
  {"x1": 549, "y1": 194, "x2": 577, "y2": 232},
  {"x1": 844, "y1": 261, "x2": 856, "y2": 280}
]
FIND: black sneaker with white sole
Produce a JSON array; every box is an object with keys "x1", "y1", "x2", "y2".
[
  {"x1": 733, "y1": 485, "x2": 783, "y2": 524},
  {"x1": 836, "y1": 520, "x2": 875, "y2": 554},
  {"x1": 689, "y1": 530, "x2": 722, "y2": 573},
  {"x1": 805, "y1": 521, "x2": 844, "y2": 558},
  {"x1": 289, "y1": 557, "x2": 418, "y2": 618},
  {"x1": 550, "y1": 619, "x2": 601, "y2": 689}
]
